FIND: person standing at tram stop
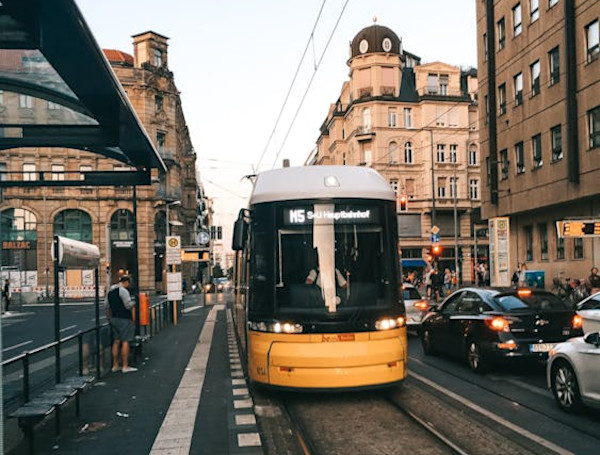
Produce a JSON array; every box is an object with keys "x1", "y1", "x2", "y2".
[
  {"x1": 586, "y1": 266, "x2": 600, "y2": 295},
  {"x1": 105, "y1": 275, "x2": 138, "y2": 373},
  {"x1": 2, "y1": 278, "x2": 10, "y2": 313}
]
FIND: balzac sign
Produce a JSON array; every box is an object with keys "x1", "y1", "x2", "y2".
[{"x1": 2, "y1": 241, "x2": 36, "y2": 250}]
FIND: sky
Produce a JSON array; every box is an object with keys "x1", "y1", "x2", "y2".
[{"x1": 76, "y1": 0, "x2": 478, "y2": 249}]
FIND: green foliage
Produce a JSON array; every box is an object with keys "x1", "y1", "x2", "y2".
[{"x1": 213, "y1": 263, "x2": 224, "y2": 278}]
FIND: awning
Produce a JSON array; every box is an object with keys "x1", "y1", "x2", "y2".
[
  {"x1": 401, "y1": 259, "x2": 427, "y2": 267},
  {"x1": 0, "y1": 0, "x2": 166, "y2": 186}
]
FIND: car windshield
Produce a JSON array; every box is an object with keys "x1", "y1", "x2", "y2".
[
  {"x1": 579, "y1": 295, "x2": 600, "y2": 310},
  {"x1": 403, "y1": 288, "x2": 421, "y2": 300},
  {"x1": 494, "y1": 292, "x2": 570, "y2": 311}
]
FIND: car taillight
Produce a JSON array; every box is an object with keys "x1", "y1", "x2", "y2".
[
  {"x1": 572, "y1": 314, "x2": 583, "y2": 329},
  {"x1": 485, "y1": 317, "x2": 510, "y2": 332},
  {"x1": 413, "y1": 300, "x2": 428, "y2": 311}
]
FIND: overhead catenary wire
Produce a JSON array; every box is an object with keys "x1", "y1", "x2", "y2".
[
  {"x1": 204, "y1": 178, "x2": 248, "y2": 199},
  {"x1": 254, "y1": 0, "x2": 329, "y2": 171},
  {"x1": 270, "y1": 0, "x2": 351, "y2": 169}
]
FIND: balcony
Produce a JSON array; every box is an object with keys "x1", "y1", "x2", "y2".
[
  {"x1": 354, "y1": 126, "x2": 375, "y2": 141},
  {"x1": 158, "y1": 147, "x2": 177, "y2": 162}
]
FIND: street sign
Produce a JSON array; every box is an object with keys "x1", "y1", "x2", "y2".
[
  {"x1": 167, "y1": 272, "x2": 182, "y2": 301},
  {"x1": 166, "y1": 236, "x2": 181, "y2": 265},
  {"x1": 431, "y1": 225, "x2": 440, "y2": 235},
  {"x1": 430, "y1": 234, "x2": 440, "y2": 243}
]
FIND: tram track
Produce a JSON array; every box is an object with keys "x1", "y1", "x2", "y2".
[{"x1": 281, "y1": 399, "x2": 321, "y2": 455}]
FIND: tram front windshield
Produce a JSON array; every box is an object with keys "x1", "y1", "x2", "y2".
[{"x1": 253, "y1": 202, "x2": 397, "y2": 317}]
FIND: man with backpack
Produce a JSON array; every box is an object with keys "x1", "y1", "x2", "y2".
[{"x1": 105, "y1": 275, "x2": 137, "y2": 373}]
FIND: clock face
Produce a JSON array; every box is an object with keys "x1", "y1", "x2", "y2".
[
  {"x1": 197, "y1": 231, "x2": 210, "y2": 245},
  {"x1": 359, "y1": 39, "x2": 369, "y2": 54},
  {"x1": 382, "y1": 38, "x2": 392, "y2": 52}
]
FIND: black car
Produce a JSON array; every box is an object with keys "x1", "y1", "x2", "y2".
[{"x1": 420, "y1": 287, "x2": 583, "y2": 373}]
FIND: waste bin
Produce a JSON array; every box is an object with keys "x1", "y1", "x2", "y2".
[{"x1": 524, "y1": 270, "x2": 545, "y2": 289}]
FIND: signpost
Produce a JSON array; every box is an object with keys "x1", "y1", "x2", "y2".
[{"x1": 166, "y1": 236, "x2": 181, "y2": 325}]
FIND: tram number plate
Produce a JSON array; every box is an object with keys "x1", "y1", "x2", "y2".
[
  {"x1": 529, "y1": 343, "x2": 556, "y2": 353},
  {"x1": 322, "y1": 334, "x2": 355, "y2": 342}
]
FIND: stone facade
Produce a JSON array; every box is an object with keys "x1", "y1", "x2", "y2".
[
  {"x1": 0, "y1": 31, "x2": 204, "y2": 296},
  {"x1": 311, "y1": 23, "x2": 483, "y2": 283},
  {"x1": 477, "y1": 0, "x2": 600, "y2": 284}
]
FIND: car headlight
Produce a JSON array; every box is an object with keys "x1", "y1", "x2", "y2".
[
  {"x1": 248, "y1": 320, "x2": 303, "y2": 334},
  {"x1": 375, "y1": 316, "x2": 406, "y2": 331}
]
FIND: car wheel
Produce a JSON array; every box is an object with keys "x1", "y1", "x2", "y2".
[
  {"x1": 551, "y1": 361, "x2": 583, "y2": 413},
  {"x1": 421, "y1": 329, "x2": 436, "y2": 355},
  {"x1": 466, "y1": 340, "x2": 487, "y2": 373}
]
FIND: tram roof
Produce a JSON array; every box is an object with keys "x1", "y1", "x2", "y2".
[{"x1": 250, "y1": 166, "x2": 395, "y2": 205}]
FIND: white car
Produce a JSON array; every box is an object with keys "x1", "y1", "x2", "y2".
[
  {"x1": 576, "y1": 291, "x2": 600, "y2": 333},
  {"x1": 402, "y1": 283, "x2": 429, "y2": 331},
  {"x1": 547, "y1": 332, "x2": 600, "y2": 412}
]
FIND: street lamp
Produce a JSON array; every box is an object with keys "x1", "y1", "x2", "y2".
[{"x1": 166, "y1": 200, "x2": 181, "y2": 237}]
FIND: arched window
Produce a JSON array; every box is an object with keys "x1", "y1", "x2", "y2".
[
  {"x1": 154, "y1": 211, "x2": 166, "y2": 244},
  {"x1": 0, "y1": 208, "x2": 38, "y2": 271},
  {"x1": 110, "y1": 209, "x2": 134, "y2": 242},
  {"x1": 404, "y1": 142, "x2": 413, "y2": 164},
  {"x1": 362, "y1": 108, "x2": 371, "y2": 129},
  {"x1": 389, "y1": 142, "x2": 398, "y2": 164},
  {"x1": 53, "y1": 209, "x2": 92, "y2": 242},
  {"x1": 468, "y1": 145, "x2": 478, "y2": 165}
]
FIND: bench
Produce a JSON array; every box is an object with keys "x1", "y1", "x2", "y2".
[{"x1": 9, "y1": 375, "x2": 95, "y2": 455}]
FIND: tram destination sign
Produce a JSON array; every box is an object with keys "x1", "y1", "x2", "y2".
[
  {"x1": 556, "y1": 220, "x2": 600, "y2": 238},
  {"x1": 284, "y1": 207, "x2": 379, "y2": 225}
]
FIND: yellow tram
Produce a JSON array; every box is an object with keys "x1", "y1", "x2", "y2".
[{"x1": 232, "y1": 166, "x2": 407, "y2": 390}]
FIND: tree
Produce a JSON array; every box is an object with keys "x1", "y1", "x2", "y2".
[
  {"x1": 212, "y1": 263, "x2": 224, "y2": 278},
  {"x1": 227, "y1": 266, "x2": 234, "y2": 279}
]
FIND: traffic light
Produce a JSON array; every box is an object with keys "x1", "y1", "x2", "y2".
[
  {"x1": 398, "y1": 195, "x2": 408, "y2": 212},
  {"x1": 432, "y1": 244, "x2": 442, "y2": 257}
]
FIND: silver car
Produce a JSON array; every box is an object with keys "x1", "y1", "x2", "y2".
[
  {"x1": 576, "y1": 291, "x2": 600, "y2": 334},
  {"x1": 402, "y1": 283, "x2": 429, "y2": 331},
  {"x1": 547, "y1": 331, "x2": 600, "y2": 412}
]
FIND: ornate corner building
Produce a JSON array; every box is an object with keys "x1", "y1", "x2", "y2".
[
  {"x1": 0, "y1": 31, "x2": 208, "y2": 296},
  {"x1": 311, "y1": 23, "x2": 484, "y2": 282}
]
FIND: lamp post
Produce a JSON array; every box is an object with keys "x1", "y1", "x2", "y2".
[{"x1": 165, "y1": 200, "x2": 181, "y2": 237}]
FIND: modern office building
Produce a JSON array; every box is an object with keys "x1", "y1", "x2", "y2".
[
  {"x1": 477, "y1": 0, "x2": 600, "y2": 283},
  {"x1": 310, "y1": 22, "x2": 483, "y2": 282}
]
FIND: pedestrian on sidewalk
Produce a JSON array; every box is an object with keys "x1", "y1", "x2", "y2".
[
  {"x1": 105, "y1": 275, "x2": 138, "y2": 373},
  {"x1": 2, "y1": 278, "x2": 10, "y2": 313}
]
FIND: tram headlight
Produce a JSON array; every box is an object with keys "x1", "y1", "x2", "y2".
[
  {"x1": 248, "y1": 320, "x2": 303, "y2": 334},
  {"x1": 375, "y1": 316, "x2": 406, "y2": 331}
]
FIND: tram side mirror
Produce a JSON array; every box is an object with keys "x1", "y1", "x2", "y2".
[
  {"x1": 232, "y1": 218, "x2": 248, "y2": 251},
  {"x1": 584, "y1": 332, "x2": 600, "y2": 348}
]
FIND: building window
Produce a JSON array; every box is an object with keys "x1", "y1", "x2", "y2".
[
  {"x1": 513, "y1": 3, "x2": 522, "y2": 36},
  {"x1": 589, "y1": 106, "x2": 600, "y2": 148},
  {"x1": 586, "y1": 20, "x2": 599, "y2": 63},
  {"x1": 19, "y1": 94, "x2": 33, "y2": 109},
  {"x1": 500, "y1": 149, "x2": 509, "y2": 179},
  {"x1": 437, "y1": 177, "x2": 446, "y2": 198},
  {"x1": 532, "y1": 133, "x2": 543, "y2": 168},
  {"x1": 0, "y1": 90, "x2": 4, "y2": 106},
  {"x1": 484, "y1": 95, "x2": 489, "y2": 123},
  {"x1": 574, "y1": 238, "x2": 584, "y2": 259},
  {"x1": 389, "y1": 142, "x2": 398, "y2": 164},
  {"x1": 155, "y1": 95, "x2": 164, "y2": 112},
  {"x1": 556, "y1": 235, "x2": 565, "y2": 260},
  {"x1": 362, "y1": 149, "x2": 372, "y2": 166},
  {"x1": 549, "y1": 0, "x2": 559, "y2": 8},
  {"x1": 388, "y1": 109, "x2": 397, "y2": 127},
  {"x1": 403, "y1": 108, "x2": 412, "y2": 127},
  {"x1": 530, "y1": 0, "x2": 539, "y2": 22},
  {"x1": 0, "y1": 162, "x2": 6, "y2": 181},
  {"x1": 54, "y1": 209, "x2": 92, "y2": 243},
  {"x1": 449, "y1": 144, "x2": 458, "y2": 163},
  {"x1": 439, "y1": 74, "x2": 449, "y2": 95},
  {"x1": 404, "y1": 142, "x2": 413, "y2": 164},
  {"x1": 498, "y1": 83, "x2": 506, "y2": 115},
  {"x1": 539, "y1": 223, "x2": 548, "y2": 260},
  {"x1": 153, "y1": 48, "x2": 163, "y2": 67},
  {"x1": 389, "y1": 179, "x2": 399, "y2": 197},
  {"x1": 551, "y1": 125, "x2": 562, "y2": 161},
  {"x1": 469, "y1": 179, "x2": 479, "y2": 200},
  {"x1": 110, "y1": 209, "x2": 135, "y2": 241},
  {"x1": 530, "y1": 60, "x2": 541, "y2": 96},
  {"x1": 436, "y1": 144, "x2": 445, "y2": 163},
  {"x1": 406, "y1": 178, "x2": 415, "y2": 197},
  {"x1": 525, "y1": 225, "x2": 533, "y2": 261},
  {"x1": 427, "y1": 73, "x2": 449, "y2": 95},
  {"x1": 51, "y1": 164, "x2": 65, "y2": 181},
  {"x1": 486, "y1": 157, "x2": 491, "y2": 185},
  {"x1": 362, "y1": 108, "x2": 371, "y2": 129},
  {"x1": 23, "y1": 163, "x2": 37, "y2": 181},
  {"x1": 468, "y1": 146, "x2": 477, "y2": 165},
  {"x1": 449, "y1": 177, "x2": 458, "y2": 198},
  {"x1": 483, "y1": 33, "x2": 488, "y2": 61},
  {"x1": 515, "y1": 142, "x2": 525, "y2": 174},
  {"x1": 0, "y1": 208, "x2": 38, "y2": 270},
  {"x1": 342, "y1": 153, "x2": 346, "y2": 165},
  {"x1": 157, "y1": 131, "x2": 166, "y2": 152},
  {"x1": 514, "y1": 72, "x2": 523, "y2": 106},
  {"x1": 549, "y1": 46, "x2": 560, "y2": 85},
  {"x1": 48, "y1": 101, "x2": 61, "y2": 110},
  {"x1": 497, "y1": 17, "x2": 506, "y2": 50}
]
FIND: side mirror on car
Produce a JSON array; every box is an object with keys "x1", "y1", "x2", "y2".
[{"x1": 583, "y1": 332, "x2": 600, "y2": 348}]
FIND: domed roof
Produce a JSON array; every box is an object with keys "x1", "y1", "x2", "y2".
[
  {"x1": 103, "y1": 49, "x2": 134, "y2": 67},
  {"x1": 350, "y1": 24, "x2": 401, "y2": 59}
]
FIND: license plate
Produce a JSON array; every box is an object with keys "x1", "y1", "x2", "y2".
[{"x1": 530, "y1": 343, "x2": 556, "y2": 353}]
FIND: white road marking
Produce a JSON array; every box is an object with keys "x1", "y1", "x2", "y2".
[
  {"x1": 233, "y1": 388, "x2": 249, "y2": 396},
  {"x1": 235, "y1": 414, "x2": 256, "y2": 426},
  {"x1": 237, "y1": 433, "x2": 261, "y2": 447},
  {"x1": 409, "y1": 371, "x2": 576, "y2": 455},
  {"x1": 149, "y1": 305, "x2": 220, "y2": 454},
  {"x1": 234, "y1": 399, "x2": 253, "y2": 409},
  {"x1": 60, "y1": 324, "x2": 77, "y2": 333},
  {"x1": 3, "y1": 340, "x2": 33, "y2": 353},
  {"x1": 182, "y1": 304, "x2": 204, "y2": 314}
]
